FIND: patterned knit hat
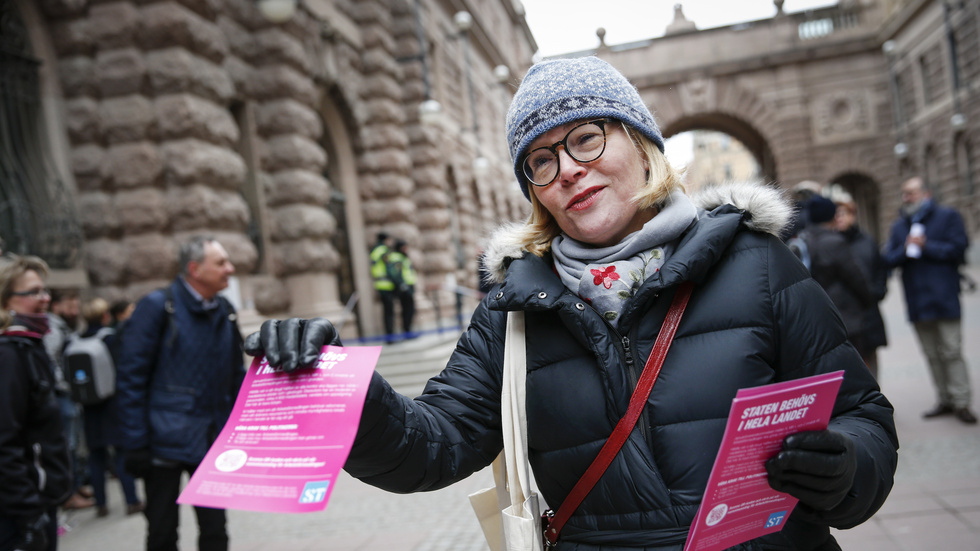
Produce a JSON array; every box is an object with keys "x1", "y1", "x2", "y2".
[{"x1": 506, "y1": 56, "x2": 665, "y2": 200}]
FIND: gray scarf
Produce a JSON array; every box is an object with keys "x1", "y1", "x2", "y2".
[{"x1": 552, "y1": 191, "x2": 698, "y2": 327}]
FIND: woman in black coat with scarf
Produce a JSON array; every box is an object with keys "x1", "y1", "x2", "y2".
[
  {"x1": 0, "y1": 255, "x2": 71, "y2": 551},
  {"x1": 245, "y1": 57, "x2": 898, "y2": 550}
]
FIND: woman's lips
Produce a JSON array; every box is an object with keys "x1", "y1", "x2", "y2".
[{"x1": 567, "y1": 187, "x2": 602, "y2": 211}]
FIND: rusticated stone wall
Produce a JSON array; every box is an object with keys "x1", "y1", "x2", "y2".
[
  {"x1": 26, "y1": 0, "x2": 535, "y2": 336},
  {"x1": 48, "y1": 0, "x2": 259, "y2": 303}
]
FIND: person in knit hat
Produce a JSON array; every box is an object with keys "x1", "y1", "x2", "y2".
[{"x1": 244, "y1": 56, "x2": 897, "y2": 550}]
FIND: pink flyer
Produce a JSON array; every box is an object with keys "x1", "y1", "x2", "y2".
[
  {"x1": 177, "y1": 345, "x2": 380, "y2": 513},
  {"x1": 684, "y1": 371, "x2": 844, "y2": 551}
]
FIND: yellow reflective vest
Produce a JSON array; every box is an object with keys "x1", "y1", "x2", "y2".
[{"x1": 370, "y1": 244, "x2": 395, "y2": 291}]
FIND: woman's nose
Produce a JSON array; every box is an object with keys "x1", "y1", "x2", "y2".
[{"x1": 555, "y1": 148, "x2": 585, "y2": 184}]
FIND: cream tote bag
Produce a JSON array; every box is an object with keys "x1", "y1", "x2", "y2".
[{"x1": 469, "y1": 311, "x2": 545, "y2": 551}]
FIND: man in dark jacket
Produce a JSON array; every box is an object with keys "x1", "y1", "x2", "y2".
[
  {"x1": 116, "y1": 236, "x2": 245, "y2": 551},
  {"x1": 883, "y1": 177, "x2": 975, "y2": 424}
]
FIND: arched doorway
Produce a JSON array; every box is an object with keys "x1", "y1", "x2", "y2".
[
  {"x1": 319, "y1": 90, "x2": 373, "y2": 337},
  {"x1": 662, "y1": 113, "x2": 777, "y2": 188}
]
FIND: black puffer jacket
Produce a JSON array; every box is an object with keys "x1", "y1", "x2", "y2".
[
  {"x1": 0, "y1": 330, "x2": 72, "y2": 522},
  {"x1": 346, "y1": 184, "x2": 898, "y2": 551},
  {"x1": 804, "y1": 226, "x2": 875, "y2": 340}
]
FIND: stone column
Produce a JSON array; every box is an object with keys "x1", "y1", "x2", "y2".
[
  {"x1": 223, "y1": 6, "x2": 342, "y2": 321},
  {"x1": 392, "y1": 2, "x2": 455, "y2": 328}
]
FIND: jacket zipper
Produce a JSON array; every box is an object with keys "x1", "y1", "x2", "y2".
[
  {"x1": 589, "y1": 311, "x2": 649, "y2": 439},
  {"x1": 603, "y1": 315, "x2": 670, "y2": 496},
  {"x1": 619, "y1": 334, "x2": 650, "y2": 440}
]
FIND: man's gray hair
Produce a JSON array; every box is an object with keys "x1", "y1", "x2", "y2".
[{"x1": 179, "y1": 235, "x2": 216, "y2": 275}]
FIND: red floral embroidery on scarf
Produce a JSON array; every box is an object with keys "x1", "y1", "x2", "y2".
[{"x1": 591, "y1": 266, "x2": 620, "y2": 289}]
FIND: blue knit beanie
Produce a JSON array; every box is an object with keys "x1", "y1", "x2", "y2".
[{"x1": 506, "y1": 56, "x2": 665, "y2": 200}]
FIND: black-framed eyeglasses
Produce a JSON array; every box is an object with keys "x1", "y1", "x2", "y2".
[
  {"x1": 522, "y1": 119, "x2": 609, "y2": 187},
  {"x1": 10, "y1": 287, "x2": 50, "y2": 298}
]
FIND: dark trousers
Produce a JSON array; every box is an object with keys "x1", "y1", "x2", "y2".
[
  {"x1": 89, "y1": 446, "x2": 140, "y2": 507},
  {"x1": 143, "y1": 463, "x2": 227, "y2": 551},
  {"x1": 398, "y1": 287, "x2": 415, "y2": 334},
  {"x1": 378, "y1": 290, "x2": 396, "y2": 338}
]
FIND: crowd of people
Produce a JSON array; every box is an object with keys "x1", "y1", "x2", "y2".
[
  {"x1": 0, "y1": 54, "x2": 974, "y2": 551},
  {"x1": 787, "y1": 177, "x2": 975, "y2": 424},
  {"x1": 1, "y1": 235, "x2": 245, "y2": 551}
]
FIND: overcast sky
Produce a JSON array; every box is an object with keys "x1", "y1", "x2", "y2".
[{"x1": 518, "y1": 0, "x2": 838, "y2": 165}]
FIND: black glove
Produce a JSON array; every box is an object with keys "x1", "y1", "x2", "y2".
[
  {"x1": 13, "y1": 513, "x2": 49, "y2": 551},
  {"x1": 765, "y1": 429, "x2": 857, "y2": 511},
  {"x1": 243, "y1": 317, "x2": 342, "y2": 372},
  {"x1": 124, "y1": 447, "x2": 153, "y2": 479}
]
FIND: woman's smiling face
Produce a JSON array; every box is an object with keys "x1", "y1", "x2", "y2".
[{"x1": 529, "y1": 119, "x2": 654, "y2": 247}]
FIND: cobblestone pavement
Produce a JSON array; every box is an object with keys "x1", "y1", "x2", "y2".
[{"x1": 58, "y1": 267, "x2": 980, "y2": 550}]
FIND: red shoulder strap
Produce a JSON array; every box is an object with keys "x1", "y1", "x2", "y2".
[{"x1": 544, "y1": 281, "x2": 694, "y2": 547}]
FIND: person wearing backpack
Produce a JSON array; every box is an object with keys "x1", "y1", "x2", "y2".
[
  {"x1": 1, "y1": 255, "x2": 71, "y2": 551},
  {"x1": 115, "y1": 236, "x2": 245, "y2": 551},
  {"x1": 42, "y1": 289, "x2": 93, "y2": 511},
  {"x1": 77, "y1": 298, "x2": 144, "y2": 518}
]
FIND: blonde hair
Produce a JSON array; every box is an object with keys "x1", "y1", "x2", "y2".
[
  {"x1": 0, "y1": 254, "x2": 50, "y2": 331},
  {"x1": 518, "y1": 122, "x2": 685, "y2": 256},
  {"x1": 82, "y1": 297, "x2": 111, "y2": 326}
]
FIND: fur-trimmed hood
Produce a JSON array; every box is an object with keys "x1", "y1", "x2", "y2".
[{"x1": 482, "y1": 182, "x2": 793, "y2": 285}]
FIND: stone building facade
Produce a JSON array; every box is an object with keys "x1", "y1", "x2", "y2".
[
  {"x1": 587, "y1": 0, "x2": 979, "y2": 245},
  {"x1": 3, "y1": 0, "x2": 535, "y2": 336},
  {"x1": 3, "y1": 0, "x2": 978, "y2": 339}
]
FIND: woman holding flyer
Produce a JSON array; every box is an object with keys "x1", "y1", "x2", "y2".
[{"x1": 246, "y1": 57, "x2": 897, "y2": 550}]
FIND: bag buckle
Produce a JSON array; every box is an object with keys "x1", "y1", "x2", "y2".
[{"x1": 541, "y1": 509, "x2": 558, "y2": 548}]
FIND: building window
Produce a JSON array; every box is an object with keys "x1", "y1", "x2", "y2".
[{"x1": 918, "y1": 46, "x2": 945, "y2": 105}]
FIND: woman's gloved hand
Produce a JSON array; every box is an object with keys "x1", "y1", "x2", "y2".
[
  {"x1": 243, "y1": 318, "x2": 342, "y2": 372},
  {"x1": 765, "y1": 429, "x2": 857, "y2": 511}
]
